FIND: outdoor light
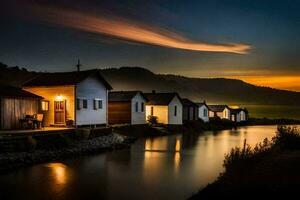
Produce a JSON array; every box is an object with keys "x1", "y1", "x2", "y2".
[{"x1": 56, "y1": 95, "x2": 64, "y2": 101}]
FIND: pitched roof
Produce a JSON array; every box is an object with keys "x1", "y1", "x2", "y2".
[
  {"x1": 108, "y1": 91, "x2": 148, "y2": 102},
  {"x1": 23, "y1": 69, "x2": 112, "y2": 89},
  {"x1": 182, "y1": 98, "x2": 198, "y2": 107},
  {"x1": 208, "y1": 105, "x2": 229, "y2": 112},
  {"x1": 196, "y1": 101, "x2": 208, "y2": 108},
  {"x1": 0, "y1": 85, "x2": 42, "y2": 99},
  {"x1": 144, "y1": 92, "x2": 182, "y2": 105},
  {"x1": 230, "y1": 108, "x2": 245, "y2": 114}
]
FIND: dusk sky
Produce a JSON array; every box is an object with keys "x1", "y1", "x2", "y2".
[{"x1": 1, "y1": 0, "x2": 300, "y2": 91}]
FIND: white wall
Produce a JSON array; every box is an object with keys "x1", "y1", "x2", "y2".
[
  {"x1": 223, "y1": 107, "x2": 231, "y2": 120},
  {"x1": 198, "y1": 105, "x2": 209, "y2": 122},
  {"x1": 131, "y1": 93, "x2": 147, "y2": 124},
  {"x1": 76, "y1": 76, "x2": 108, "y2": 126},
  {"x1": 240, "y1": 111, "x2": 246, "y2": 121},
  {"x1": 168, "y1": 96, "x2": 183, "y2": 125}
]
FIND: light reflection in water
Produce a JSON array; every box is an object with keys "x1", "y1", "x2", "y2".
[
  {"x1": 0, "y1": 125, "x2": 291, "y2": 200},
  {"x1": 46, "y1": 163, "x2": 68, "y2": 186},
  {"x1": 174, "y1": 152, "x2": 181, "y2": 175}
]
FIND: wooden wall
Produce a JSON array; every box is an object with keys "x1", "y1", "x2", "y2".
[
  {"x1": 24, "y1": 86, "x2": 75, "y2": 126},
  {"x1": 183, "y1": 105, "x2": 198, "y2": 121},
  {"x1": 0, "y1": 97, "x2": 40, "y2": 129},
  {"x1": 108, "y1": 102, "x2": 131, "y2": 124}
]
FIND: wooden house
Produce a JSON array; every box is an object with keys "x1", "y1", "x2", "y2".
[
  {"x1": 23, "y1": 70, "x2": 112, "y2": 127},
  {"x1": 208, "y1": 105, "x2": 231, "y2": 120},
  {"x1": 144, "y1": 92, "x2": 183, "y2": 125},
  {"x1": 196, "y1": 101, "x2": 209, "y2": 122},
  {"x1": 108, "y1": 91, "x2": 148, "y2": 125},
  {"x1": 0, "y1": 85, "x2": 42, "y2": 129},
  {"x1": 182, "y1": 98, "x2": 199, "y2": 121},
  {"x1": 230, "y1": 108, "x2": 247, "y2": 122}
]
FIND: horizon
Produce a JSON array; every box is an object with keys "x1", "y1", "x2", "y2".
[
  {"x1": 2, "y1": 61, "x2": 299, "y2": 93},
  {"x1": 1, "y1": 0, "x2": 299, "y2": 91}
]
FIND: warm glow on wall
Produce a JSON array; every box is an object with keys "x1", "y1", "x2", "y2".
[{"x1": 55, "y1": 95, "x2": 64, "y2": 101}]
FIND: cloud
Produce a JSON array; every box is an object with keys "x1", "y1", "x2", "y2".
[{"x1": 27, "y1": 5, "x2": 251, "y2": 54}]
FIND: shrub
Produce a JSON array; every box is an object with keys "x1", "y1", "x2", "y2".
[
  {"x1": 223, "y1": 126, "x2": 300, "y2": 172},
  {"x1": 272, "y1": 126, "x2": 300, "y2": 150},
  {"x1": 147, "y1": 115, "x2": 158, "y2": 125}
]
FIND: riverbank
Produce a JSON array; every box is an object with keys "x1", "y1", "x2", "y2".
[
  {"x1": 0, "y1": 133, "x2": 127, "y2": 173},
  {"x1": 190, "y1": 126, "x2": 300, "y2": 199}
]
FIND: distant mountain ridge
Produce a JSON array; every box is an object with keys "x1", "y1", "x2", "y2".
[{"x1": 1, "y1": 62, "x2": 300, "y2": 106}]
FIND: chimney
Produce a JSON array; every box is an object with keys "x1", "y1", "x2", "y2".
[
  {"x1": 152, "y1": 90, "x2": 156, "y2": 94},
  {"x1": 76, "y1": 59, "x2": 81, "y2": 72}
]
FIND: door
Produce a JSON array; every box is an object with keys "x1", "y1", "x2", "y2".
[{"x1": 54, "y1": 100, "x2": 66, "y2": 124}]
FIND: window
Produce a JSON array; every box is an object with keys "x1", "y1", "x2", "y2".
[
  {"x1": 151, "y1": 106, "x2": 154, "y2": 116},
  {"x1": 82, "y1": 99, "x2": 88, "y2": 109},
  {"x1": 98, "y1": 100, "x2": 103, "y2": 109},
  {"x1": 93, "y1": 99, "x2": 97, "y2": 110},
  {"x1": 174, "y1": 106, "x2": 177, "y2": 116},
  {"x1": 141, "y1": 102, "x2": 144, "y2": 112},
  {"x1": 41, "y1": 100, "x2": 49, "y2": 111},
  {"x1": 203, "y1": 109, "x2": 207, "y2": 117},
  {"x1": 76, "y1": 98, "x2": 81, "y2": 110},
  {"x1": 94, "y1": 99, "x2": 103, "y2": 110},
  {"x1": 135, "y1": 102, "x2": 139, "y2": 112}
]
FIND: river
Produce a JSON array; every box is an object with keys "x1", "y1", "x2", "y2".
[{"x1": 0, "y1": 125, "x2": 281, "y2": 200}]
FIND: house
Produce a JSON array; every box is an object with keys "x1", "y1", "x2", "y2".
[
  {"x1": 144, "y1": 92, "x2": 183, "y2": 125},
  {"x1": 182, "y1": 98, "x2": 199, "y2": 121},
  {"x1": 23, "y1": 70, "x2": 112, "y2": 127},
  {"x1": 108, "y1": 91, "x2": 148, "y2": 125},
  {"x1": 230, "y1": 108, "x2": 247, "y2": 122},
  {"x1": 0, "y1": 85, "x2": 42, "y2": 129},
  {"x1": 196, "y1": 101, "x2": 209, "y2": 122},
  {"x1": 208, "y1": 105, "x2": 231, "y2": 120}
]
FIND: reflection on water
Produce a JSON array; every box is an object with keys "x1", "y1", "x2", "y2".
[
  {"x1": 0, "y1": 125, "x2": 290, "y2": 200},
  {"x1": 47, "y1": 163, "x2": 68, "y2": 186}
]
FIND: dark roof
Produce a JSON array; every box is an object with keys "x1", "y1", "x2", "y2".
[
  {"x1": 108, "y1": 91, "x2": 148, "y2": 102},
  {"x1": 0, "y1": 85, "x2": 42, "y2": 99},
  {"x1": 144, "y1": 92, "x2": 182, "y2": 105},
  {"x1": 23, "y1": 69, "x2": 112, "y2": 89},
  {"x1": 182, "y1": 98, "x2": 198, "y2": 107},
  {"x1": 230, "y1": 108, "x2": 245, "y2": 115},
  {"x1": 208, "y1": 105, "x2": 229, "y2": 112},
  {"x1": 196, "y1": 101, "x2": 208, "y2": 108}
]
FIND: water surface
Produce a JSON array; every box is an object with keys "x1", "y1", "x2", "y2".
[{"x1": 0, "y1": 126, "x2": 281, "y2": 200}]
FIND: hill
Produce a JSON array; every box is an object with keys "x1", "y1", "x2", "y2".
[
  {"x1": 2, "y1": 62, "x2": 300, "y2": 106},
  {"x1": 100, "y1": 67, "x2": 300, "y2": 106},
  {"x1": 3, "y1": 62, "x2": 300, "y2": 119}
]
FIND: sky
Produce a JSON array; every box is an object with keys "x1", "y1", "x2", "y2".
[{"x1": 0, "y1": 0, "x2": 300, "y2": 91}]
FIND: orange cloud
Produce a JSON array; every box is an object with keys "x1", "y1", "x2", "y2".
[{"x1": 27, "y1": 5, "x2": 251, "y2": 54}]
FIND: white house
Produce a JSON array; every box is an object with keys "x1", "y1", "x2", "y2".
[
  {"x1": 23, "y1": 69, "x2": 112, "y2": 127},
  {"x1": 144, "y1": 92, "x2": 183, "y2": 125},
  {"x1": 230, "y1": 108, "x2": 247, "y2": 122},
  {"x1": 108, "y1": 91, "x2": 148, "y2": 125},
  {"x1": 208, "y1": 105, "x2": 231, "y2": 120},
  {"x1": 197, "y1": 102, "x2": 209, "y2": 122}
]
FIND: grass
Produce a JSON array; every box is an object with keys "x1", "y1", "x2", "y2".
[
  {"x1": 191, "y1": 126, "x2": 300, "y2": 198},
  {"x1": 244, "y1": 104, "x2": 300, "y2": 120}
]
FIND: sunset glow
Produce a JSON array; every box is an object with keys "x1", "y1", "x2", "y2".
[
  {"x1": 27, "y1": 5, "x2": 251, "y2": 54},
  {"x1": 232, "y1": 75, "x2": 300, "y2": 92}
]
